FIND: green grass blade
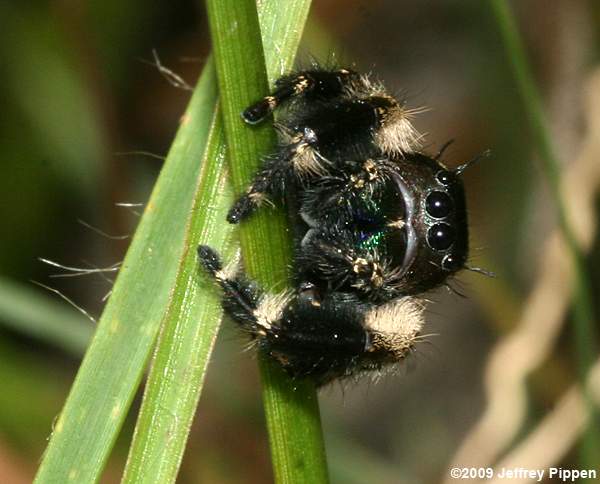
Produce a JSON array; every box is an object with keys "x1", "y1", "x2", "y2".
[
  {"x1": 489, "y1": 0, "x2": 600, "y2": 462},
  {"x1": 0, "y1": 277, "x2": 92, "y2": 356},
  {"x1": 206, "y1": 1, "x2": 329, "y2": 483},
  {"x1": 34, "y1": 60, "x2": 220, "y2": 483},
  {"x1": 120, "y1": 101, "x2": 234, "y2": 483}
]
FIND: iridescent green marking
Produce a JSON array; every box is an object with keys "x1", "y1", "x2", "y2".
[{"x1": 358, "y1": 230, "x2": 385, "y2": 251}]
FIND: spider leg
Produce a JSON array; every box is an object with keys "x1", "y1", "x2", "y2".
[
  {"x1": 198, "y1": 245, "x2": 424, "y2": 385},
  {"x1": 197, "y1": 245, "x2": 264, "y2": 330},
  {"x1": 298, "y1": 224, "x2": 403, "y2": 303},
  {"x1": 242, "y1": 68, "x2": 359, "y2": 124},
  {"x1": 227, "y1": 126, "x2": 328, "y2": 224},
  {"x1": 198, "y1": 245, "x2": 364, "y2": 382},
  {"x1": 226, "y1": 154, "x2": 287, "y2": 223},
  {"x1": 268, "y1": 295, "x2": 424, "y2": 385}
]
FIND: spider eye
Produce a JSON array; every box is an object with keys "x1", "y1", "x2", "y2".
[
  {"x1": 427, "y1": 223, "x2": 455, "y2": 250},
  {"x1": 442, "y1": 254, "x2": 462, "y2": 272},
  {"x1": 425, "y1": 191, "x2": 452, "y2": 218},
  {"x1": 436, "y1": 171, "x2": 452, "y2": 185}
]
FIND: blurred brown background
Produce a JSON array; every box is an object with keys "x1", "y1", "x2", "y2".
[{"x1": 1, "y1": 0, "x2": 600, "y2": 482}]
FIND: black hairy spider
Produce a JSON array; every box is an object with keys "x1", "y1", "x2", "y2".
[{"x1": 198, "y1": 67, "x2": 478, "y2": 386}]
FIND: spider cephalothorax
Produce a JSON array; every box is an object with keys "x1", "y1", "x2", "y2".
[
  {"x1": 297, "y1": 151, "x2": 469, "y2": 301},
  {"x1": 198, "y1": 66, "x2": 475, "y2": 385}
]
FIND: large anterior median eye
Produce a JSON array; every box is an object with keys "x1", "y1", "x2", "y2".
[
  {"x1": 427, "y1": 223, "x2": 455, "y2": 250},
  {"x1": 425, "y1": 191, "x2": 452, "y2": 218}
]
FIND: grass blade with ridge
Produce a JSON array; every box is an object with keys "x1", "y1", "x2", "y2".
[
  {"x1": 121, "y1": 99, "x2": 234, "y2": 484},
  {"x1": 35, "y1": 57, "x2": 220, "y2": 483}
]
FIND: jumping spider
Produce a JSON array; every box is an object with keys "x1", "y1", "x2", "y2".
[{"x1": 198, "y1": 67, "x2": 478, "y2": 386}]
